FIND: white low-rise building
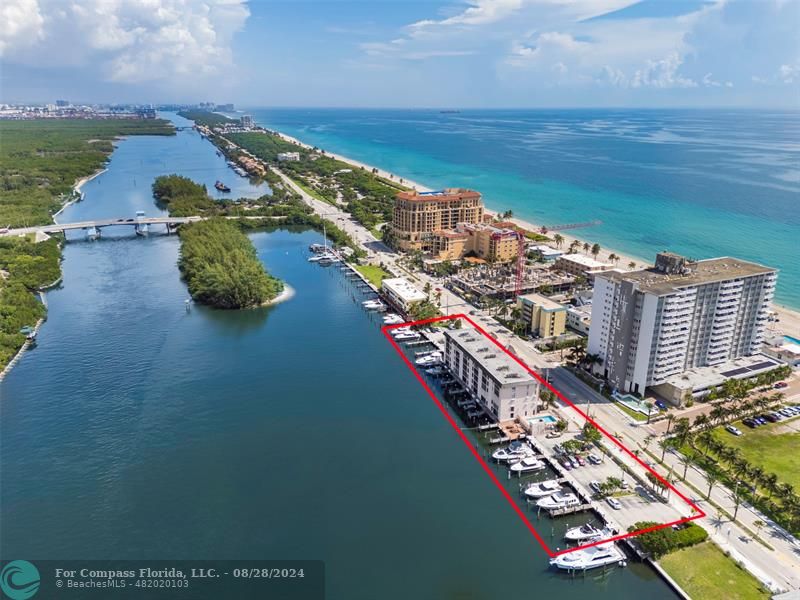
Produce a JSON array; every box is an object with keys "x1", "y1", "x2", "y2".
[
  {"x1": 444, "y1": 329, "x2": 540, "y2": 421},
  {"x1": 277, "y1": 151, "x2": 301, "y2": 162},
  {"x1": 381, "y1": 277, "x2": 427, "y2": 312},
  {"x1": 566, "y1": 305, "x2": 592, "y2": 335}
]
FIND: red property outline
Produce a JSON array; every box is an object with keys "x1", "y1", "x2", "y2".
[{"x1": 382, "y1": 313, "x2": 705, "y2": 557}]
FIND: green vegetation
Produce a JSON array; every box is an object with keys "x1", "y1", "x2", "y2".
[
  {"x1": 178, "y1": 219, "x2": 283, "y2": 309},
  {"x1": 710, "y1": 423, "x2": 800, "y2": 489},
  {"x1": 0, "y1": 118, "x2": 174, "y2": 371},
  {"x1": 152, "y1": 174, "x2": 215, "y2": 216},
  {"x1": 659, "y1": 542, "x2": 769, "y2": 600},
  {"x1": 355, "y1": 264, "x2": 391, "y2": 288},
  {"x1": 628, "y1": 521, "x2": 708, "y2": 558},
  {"x1": 176, "y1": 110, "x2": 235, "y2": 128}
]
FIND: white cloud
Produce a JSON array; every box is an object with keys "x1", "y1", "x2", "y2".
[
  {"x1": 779, "y1": 63, "x2": 798, "y2": 83},
  {"x1": 0, "y1": 0, "x2": 45, "y2": 56},
  {"x1": 1, "y1": 0, "x2": 249, "y2": 86}
]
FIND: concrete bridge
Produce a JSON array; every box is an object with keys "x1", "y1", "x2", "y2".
[{"x1": 1, "y1": 216, "x2": 203, "y2": 238}]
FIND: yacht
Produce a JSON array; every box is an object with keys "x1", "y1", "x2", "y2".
[
  {"x1": 492, "y1": 441, "x2": 532, "y2": 462},
  {"x1": 318, "y1": 255, "x2": 340, "y2": 266},
  {"x1": 390, "y1": 327, "x2": 413, "y2": 337},
  {"x1": 565, "y1": 524, "x2": 609, "y2": 542},
  {"x1": 524, "y1": 480, "x2": 562, "y2": 499},
  {"x1": 549, "y1": 543, "x2": 626, "y2": 571},
  {"x1": 86, "y1": 226, "x2": 100, "y2": 240},
  {"x1": 363, "y1": 300, "x2": 386, "y2": 311},
  {"x1": 536, "y1": 491, "x2": 580, "y2": 510},
  {"x1": 394, "y1": 331, "x2": 421, "y2": 341},
  {"x1": 509, "y1": 457, "x2": 547, "y2": 473},
  {"x1": 415, "y1": 353, "x2": 442, "y2": 366},
  {"x1": 383, "y1": 314, "x2": 404, "y2": 325}
]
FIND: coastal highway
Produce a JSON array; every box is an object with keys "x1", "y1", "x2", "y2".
[{"x1": 232, "y1": 133, "x2": 800, "y2": 595}]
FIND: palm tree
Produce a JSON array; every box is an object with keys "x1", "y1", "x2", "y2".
[
  {"x1": 763, "y1": 473, "x2": 779, "y2": 500},
  {"x1": 680, "y1": 452, "x2": 695, "y2": 480},
  {"x1": 706, "y1": 472, "x2": 719, "y2": 499},
  {"x1": 591, "y1": 243, "x2": 601, "y2": 259},
  {"x1": 568, "y1": 344, "x2": 586, "y2": 365},
  {"x1": 608, "y1": 253, "x2": 619, "y2": 264},
  {"x1": 748, "y1": 465, "x2": 764, "y2": 498},
  {"x1": 582, "y1": 242, "x2": 590, "y2": 254},
  {"x1": 710, "y1": 405, "x2": 727, "y2": 426},
  {"x1": 665, "y1": 414, "x2": 676, "y2": 435},
  {"x1": 673, "y1": 418, "x2": 692, "y2": 446},
  {"x1": 697, "y1": 431, "x2": 714, "y2": 456},
  {"x1": 693, "y1": 413, "x2": 710, "y2": 432},
  {"x1": 627, "y1": 261, "x2": 636, "y2": 270},
  {"x1": 553, "y1": 234, "x2": 564, "y2": 248}
]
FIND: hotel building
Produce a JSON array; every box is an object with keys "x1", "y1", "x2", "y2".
[
  {"x1": 444, "y1": 329, "x2": 540, "y2": 421},
  {"x1": 588, "y1": 252, "x2": 777, "y2": 397},
  {"x1": 554, "y1": 254, "x2": 613, "y2": 282},
  {"x1": 390, "y1": 189, "x2": 484, "y2": 252}
]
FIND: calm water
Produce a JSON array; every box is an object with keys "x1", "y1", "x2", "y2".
[
  {"x1": 246, "y1": 108, "x2": 800, "y2": 309},
  {"x1": 0, "y1": 115, "x2": 674, "y2": 599}
]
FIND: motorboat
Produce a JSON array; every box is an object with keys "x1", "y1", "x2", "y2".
[
  {"x1": 415, "y1": 353, "x2": 442, "y2": 366},
  {"x1": 394, "y1": 332, "x2": 421, "y2": 341},
  {"x1": 86, "y1": 226, "x2": 100, "y2": 240},
  {"x1": 134, "y1": 210, "x2": 148, "y2": 236},
  {"x1": 383, "y1": 314, "x2": 404, "y2": 325},
  {"x1": 425, "y1": 367, "x2": 446, "y2": 376},
  {"x1": 318, "y1": 255, "x2": 340, "y2": 266},
  {"x1": 363, "y1": 300, "x2": 386, "y2": 311},
  {"x1": 536, "y1": 491, "x2": 580, "y2": 510},
  {"x1": 509, "y1": 457, "x2": 547, "y2": 473},
  {"x1": 549, "y1": 543, "x2": 626, "y2": 571},
  {"x1": 390, "y1": 327, "x2": 413, "y2": 337},
  {"x1": 565, "y1": 524, "x2": 608, "y2": 542},
  {"x1": 492, "y1": 441, "x2": 532, "y2": 462},
  {"x1": 524, "y1": 480, "x2": 562, "y2": 499}
]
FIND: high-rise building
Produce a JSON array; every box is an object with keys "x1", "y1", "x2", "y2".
[
  {"x1": 390, "y1": 189, "x2": 483, "y2": 252},
  {"x1": 240, "y1": 115, "x2": 254, "y2": 128},
  {"x1": 517, "y1": 293, "x2": 567, "y2": 338},
  {"x1": 588, "y1": 252, "x2": 777, "y2": 396}
]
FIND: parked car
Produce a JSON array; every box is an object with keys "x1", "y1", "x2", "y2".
[
  {"x1": 742, "y1": 418, "x2": 757, "y2": 428},
  {"x1": 587, "y1": 453, "x2": 602, "y2": 465},
  {"x1": 590, "y1": 480, "x2": 602, "y2": 493},
  {"x1": 725, "y1": 424, "x2": 743, "y2": 436},
  {"x1": 655, "y1": 400, "x2": 667, "y2": 410},
  {"x1": 763, "y1": 413, "x2": 779, "y2": 423},
  {"x1": 569, "y1": 456, "x2": 580, "y2": 469},
  {"x1": 774, "y1": 382, "x2": 788, "y2": 389},
  {"x1": 607, "y1": 497, "x2": 622, "y2": 510},
  {"x1": 576, "y1": 455, "x2": 586, "y2": 467},
  {"x1": 561, "y1": 460, "x2": 572, "y2": 471}
]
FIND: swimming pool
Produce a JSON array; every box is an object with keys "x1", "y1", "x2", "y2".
[
  {"x1": 528, "y1": 415, "x2": 557, "y2": 425},
  {"x1": 613, "y1": 393, "x2": 659, "y2": 417},
  {"x1": 784, "y1": 335, "x2": 800, "y2": 346}
]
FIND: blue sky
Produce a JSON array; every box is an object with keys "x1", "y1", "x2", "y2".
[{"x1": 1, "y1": 0, "x2": 798, "y2": 107}]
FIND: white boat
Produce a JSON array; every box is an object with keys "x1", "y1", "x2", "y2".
[
  {"x1": 425, "y1": 367, "x2": 446, "y2": 376},
  {"x1": 383, "y1": 314, "x2": 404, "y2": 325},
  {"x1": 415, "y1": 353, "x2": 442, "y2": 366},
  {"x1": 536, "y1": 491, "x2": 580, "y2": 510},
  {"x1": 565, "y1": 524, "x2": 609, "y2": 542},
  {"x1": 549, "y1": 543, "x2": 626, "y2": 571},
  {"x1": 134, "y1": 210, "x2": 148, "y2": 236},
  {"x1": 524, "y1": 480, "x2": 562, "y2": 499},
  {"x1": 86, "y1": 226, "x2": 100, "y2": 240},
  {"x1": 509, "y1": 457, "x2": 547, "y2": 473},
  {"x1": 394, "y1": 332, "x2": 421, "y2": 341},
  {"x1": 492, "y1": 441, "x2": 532, "y2": 462},
  {"x1": 390, "y1": 327, "x2": 413, "y2": 337},
  {"x1": 363, "y1": 300, "x2": 386, "y2": 311}
]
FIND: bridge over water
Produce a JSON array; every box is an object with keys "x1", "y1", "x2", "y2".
[{"x1": 1, "y1": 216, "x2": 203, "y2": 238}]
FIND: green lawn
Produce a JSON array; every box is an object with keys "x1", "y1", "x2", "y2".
[
  {"x1": 355, "y1": 264, "x2": 391, "y2": 288},
  {"x1": 712, "y1": 418, "x2": 800, "y2": 489},
  {"x1": 659, "y1": 542, "x2": 770, "y2": 600},
  {"x1": 613, "y1": 400, "x2": 649, "y2": 422}
]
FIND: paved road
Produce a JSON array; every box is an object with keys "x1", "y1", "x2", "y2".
[{"x1": 247, "y1": 140, "x2": 800, "y2": 595}]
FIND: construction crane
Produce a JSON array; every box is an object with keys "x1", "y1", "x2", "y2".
[{"x1": 514, "y1": 233, "x2": 526, "y2": 298}]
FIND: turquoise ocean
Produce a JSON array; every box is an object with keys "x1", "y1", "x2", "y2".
[{"x1": 247, "y1": 108, "x2": 800, "y2": 309}]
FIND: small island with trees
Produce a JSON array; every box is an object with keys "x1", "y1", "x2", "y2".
[{"x1": 152, "y1": 174, "x2": 283, "y2": 309}]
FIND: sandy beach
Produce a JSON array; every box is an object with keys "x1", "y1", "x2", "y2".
[
  {"x1": 272, "y1": 129, "x2": 800, "y2": 338},
  {"x1": 53, "y1": 167, "x2": 107, "y2": 221}
]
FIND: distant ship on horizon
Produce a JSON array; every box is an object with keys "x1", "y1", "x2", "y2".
[{"x1": 439, "y1": 109, "x2": 460, "y2": 114}]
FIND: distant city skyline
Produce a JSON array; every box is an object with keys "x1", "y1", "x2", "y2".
[{"x1": 1, "y1": 0, "x2": 799, "y2": 108}]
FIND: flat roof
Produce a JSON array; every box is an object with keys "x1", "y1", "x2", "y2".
[
  {"x1": 661, "y1": 353, "x2": 781, "y2": 391},
  {"x1": 518, "y1": 292, "x2": 565, "y2": 311},
  {"x1": 557, "y1": 254, "x2": 612, "y2": 268},
  {"x1": 396, "y1": 188, "x2": 481, "y2": 202},
  {"x1": 444, "y1": 329, "x2": 538, "y2": 385},
  {"x1": 381, "y1": 277, "x2": 427, "y2": 302},
  {"x1": 600, "y1": 257, "x2": 776, "y2": 296}
]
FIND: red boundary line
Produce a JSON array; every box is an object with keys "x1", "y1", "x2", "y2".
[{"x1": 382, "y1": 314, "x2": 706, "y2": 558}]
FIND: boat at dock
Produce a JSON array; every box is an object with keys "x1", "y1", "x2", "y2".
[
  {"x1": 549, "y1": 543, "x2": 626, "y2": 571},
  {"x1": 565, "y1": 524, "x2": 610, "y2": 542},
  {"x1": 19, "y1": 326, "x2": 36, "y2": 341},
  {"x1": 214, "y1": 180, "x2": 231, "y2": 192},
  {"x1": 509, "y1": 457, "x2": 547, "y2": 473},
  {"x1": 415, "y1": 352, "x2": 442, "y2": 366},
  {"x1": 492, "y1": 441, "x2": 533, "y2": 462},
  {"x1": 524, "y1": 480, "x2": 562, "y2": 499},
  {"x1": 394, "y1": 331, "x2": 421, "y2": 341},
  {"x1": 363, "y1": 300, "x2": 386, "y2": 311},
  {"x1": 383, "y1": 314, "x2": 404, "y2": 325},
  {"x1": 537, "y1": 491, "x2": 580, "y2": 510},
  {"x1": 424, "y1": 367, "x2": 446, "y2": 376}
]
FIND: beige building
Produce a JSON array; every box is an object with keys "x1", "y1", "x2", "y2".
[
  {"x1": 554, "y1": 254, "x2": 613, "y2": 282},
  {"x1": 391, "y1": 189, "x2": 484, "y2": 252},
  {"x1": 517, "y1": 293, "x2": 567, "y2": 338},
  {"x1": 430, "y1": 223, "x2": 520, "y2": 262}
]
